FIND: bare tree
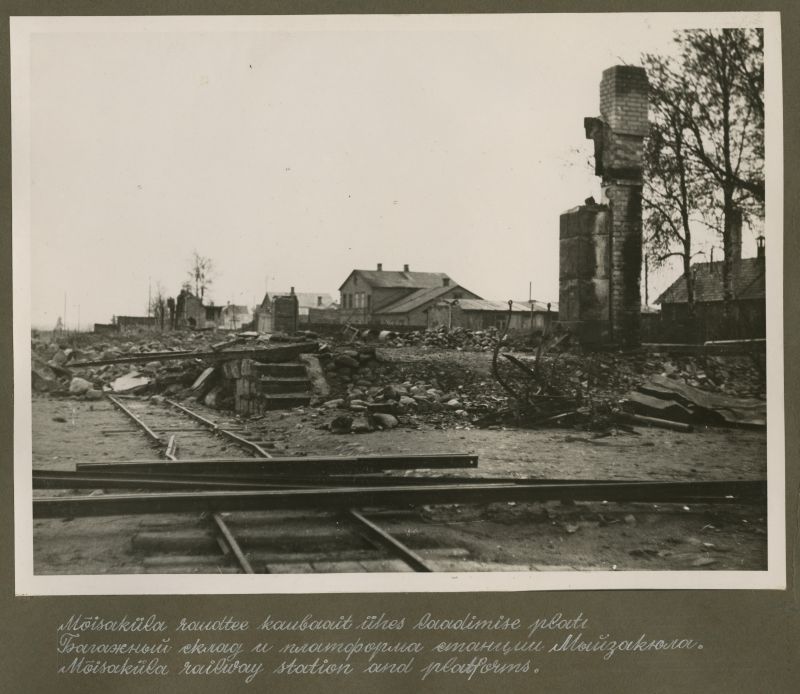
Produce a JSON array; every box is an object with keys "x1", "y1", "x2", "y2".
[
  {"x1": 642, "y1": 29, "x2": 764, "y2": 320},
  {"x1": 149, "y1": 282, "x2": 167, "y2": 331},
  {"x1": 676, "y1": 29, "x2": 764, "y2": 314},
  {"x1": 641, "y1": 54, "x2": 713, "y2": 316},
  {"x1": 187, "y1": 251, "x2": 214, "y2": 301}
]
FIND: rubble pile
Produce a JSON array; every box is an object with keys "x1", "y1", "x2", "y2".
[
  {"x1": 488, "y1": 347, "x2": 766, "y2": 431},
  {"x1": 317, "y1": 345, "x2": 509, "y2": 433},
  {"x1": 30, "y1": 328, "x2": 766, "y2": 432},
  {"x1": 30, "y1": 331, "x2": 258, "y2": 399},
  {"x1": 382, "y1": 326, "x2": 502, "y2": 351},
  {"x1": 499, "y1": 350, "x2": 765, "y2": 401}
]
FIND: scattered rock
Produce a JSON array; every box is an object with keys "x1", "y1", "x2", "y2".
[
  {"x1": 51, "y1": 350, "x2": 69, "y2": 366},
  {"x1": 203, "y1": 385, "x2": 224, "y2": 408},
  {"x1": 351, "y1": 416, "x2": 374, "y2": 434},
  {"x1": 372, "y1": 413, "x2": 399, "y2": 429},
  {"x1": 334, "y1": 354, "x2": 360, "y2": 369},
  {"x1": 329, "y1": 415, "x2": 353, "y2": 434},
  {"x1": 31, "y1": 356, "x2": 60, "y2": 392},
  {"x1": 68, "y1": 377, "x2": 93, "y2": 395},
  {"x1": 691, "y1": 557, "x2": 717, "y2": 567},
  {"x1": 111, "y1": 371, "x2": 151, "y2": 393}
]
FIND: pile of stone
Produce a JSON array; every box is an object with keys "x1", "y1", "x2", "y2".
[
  {"x1": 384, "y1": 326, "x2": 501, "y2": 351},
  {"x1": 30, "y1": 332, "x2": 222, "y2": 400},
  {"x1": 659, "y1": 354, "x2": 765, "y2": 399},
  {"x1": 514, "y1": 350, "x2": 766, "y2": 402},
  {"x1": 317, "y1": 345, "x2": 509, "y2": 433}
]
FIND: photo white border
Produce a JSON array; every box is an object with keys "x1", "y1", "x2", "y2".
[{"x1": 11, "y1": 11, "x2": 785, "y2": 595}]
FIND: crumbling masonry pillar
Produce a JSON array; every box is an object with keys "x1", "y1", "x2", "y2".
[
  {"x1": 589, "y1": 65, "x2": 649, "y2": 346},
  {"x1": 559, "y1": 65, "x2": 648, "y2": 347}
]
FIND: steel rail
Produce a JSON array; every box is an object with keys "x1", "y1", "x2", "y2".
[
  {"x1": 104, "y1": 394, "x2": 255, "y2": 574},
  {"x1": 33, "y1": 479, "x2": 767, "y2": 519},
  {"x1": 106, "y1": 395, "x2": 163, "y2": 445},
  {"x1": 159, "y1": 400, "x2": 272, "y2": 575},
  {"x1": 32, "y1": 471, "x2": 327, "y2": 491},
  {"x1": 157, "y1": 400, "x2": 444, "y2": 573},
  {"x1": 210, "y1": 512, "x2": 255, "y2": 574},
  {"x1": 346, "y1": 509, "x2": 433, "y2": 572},
  {"x1": 163, "y1": 399, "x2": 272, "y2": 457},
  {"x1": 36, "y1": 470, "x2": 667, "y2": 489},
  {"x1": 33, "y1": 471, "x2": 326, "y2": 491},
  {"x1": 77, "y1": 453, "x2": 480, "y2": 476}
]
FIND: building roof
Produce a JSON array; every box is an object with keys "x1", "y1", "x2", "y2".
[
  {"x1": 261, "y1": 292, "x2": 336, "y2": 310},
  {"x1": 376, "y1": 285, "x2": 460, "y2": 315},
  {"x1": 339, "y1": 269, "x2": 450, "y2": 291},
  {"x1": 452, "y1": 299, "x2": 557, "y2": 313},
  {"x1": 655, "y1": 257, "x2": 765, "y2": 304},
  {"x1": 456, "y1": 300, "x2": 530, "y2": 313},
  {"x1": 222, "y1": 304, "x2": 251, "y2": 314}
]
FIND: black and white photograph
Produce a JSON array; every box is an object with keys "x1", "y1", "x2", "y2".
[{"x1": 12, "y1": 12, "x2": 784, "y2": 594}]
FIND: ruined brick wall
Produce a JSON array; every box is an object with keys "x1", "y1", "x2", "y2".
[{"x1": 558, "y1": 203, "x2": 611, "y2": 344}]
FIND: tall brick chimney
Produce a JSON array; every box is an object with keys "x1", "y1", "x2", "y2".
[{"x1": 594, "y1": 65, "x2": 649, "y2": 348}]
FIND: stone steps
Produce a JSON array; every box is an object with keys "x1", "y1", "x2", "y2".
[
  {"x1": 259, "y1": 376, "x2": 312, "y2": 394},
  {"x1": 253, "y1": 362, "x2": 308, "y2": 378}
]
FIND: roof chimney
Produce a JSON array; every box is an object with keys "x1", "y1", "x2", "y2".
[
  {"x1": 443, "y1": 277, "x2": 450, "y2": 287},
  {"x1": 403, "y1": 264, "x2": 410, "y2": 272},
  {"x1": 317, "y1": 296, "x2": 322, "y2": 306},
  {"x1": 377, "y1": 263, "x2": 383, "y2": 271},
  {"x1": 290, "y1": 286, "x2": 295, "y2": 295},
  {"x1": 757, "y1": 234, "x2": 765, "y2": 260}
]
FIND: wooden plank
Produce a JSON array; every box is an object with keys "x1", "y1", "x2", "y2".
[{"x1": 622, "y1": 391, "x2": 694, "y2": 423}]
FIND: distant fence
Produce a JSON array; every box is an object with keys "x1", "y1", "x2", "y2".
[{"x1": 642, "y1": 300, "x2": 766, "y2": 343}]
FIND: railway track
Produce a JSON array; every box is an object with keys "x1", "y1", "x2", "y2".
[
  {"x1": 32, "y1": 395, "x2": 768, "y2": 575},
  {"x1": 37, "y1": 396, "x2": 488, "y2": 573}
]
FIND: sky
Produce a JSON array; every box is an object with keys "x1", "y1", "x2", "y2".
[{"x1": 18, "y1": 14, "x2": 768, "y2": 330}]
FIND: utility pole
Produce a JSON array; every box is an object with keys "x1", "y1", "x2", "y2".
[{"x1": 528, "y1": 281, "x2": 534, "y2": 330}]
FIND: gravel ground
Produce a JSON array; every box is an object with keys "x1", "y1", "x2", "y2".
[{"x1": 30, "y1": 393, "x2": 768, "y2": 575}]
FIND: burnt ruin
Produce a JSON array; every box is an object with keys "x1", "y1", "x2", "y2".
[{"x1": 559, "y1": 65, "x2": 649, "y2": 347}]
